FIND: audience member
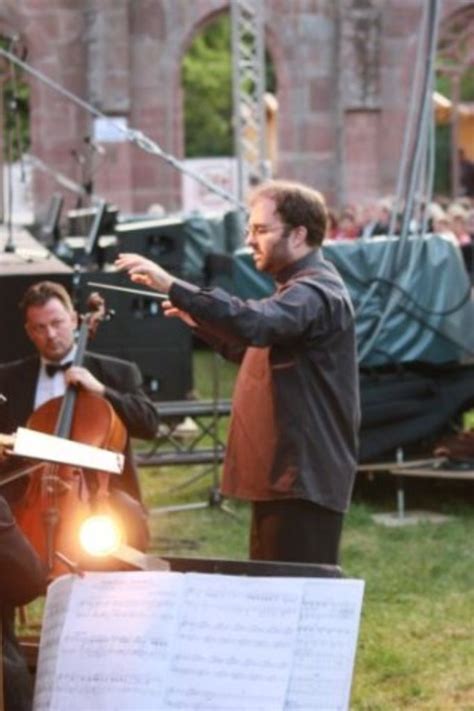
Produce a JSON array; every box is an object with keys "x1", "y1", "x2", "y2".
[
  {"x1": 357, "y1": 200, "x2": 380, "y2": 238},
  {"x1": 466, "y1": 209, "x2": 474, "y2": 241},
  {"x1": 447, "y1": 204, "x2": 471, "y2": 246},
  {"x1": 332, "y1": 210, "x2": 359, "y2": 240},
  {"x1": 459, "y1": 149, "x2": 474, "y2": 198}
]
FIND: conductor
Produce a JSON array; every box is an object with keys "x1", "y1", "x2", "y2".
[{"x1": 116, "y1": 180, "x2": 360, "y2": 565}]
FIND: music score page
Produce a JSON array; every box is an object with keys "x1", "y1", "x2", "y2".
[{"x1": 33, "y1": 571, "x2": 364, "y2": 711}]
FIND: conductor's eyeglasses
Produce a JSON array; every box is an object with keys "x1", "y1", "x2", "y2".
[{"x1": 245, "y1": 223, "x2": 289, "y2": 239}]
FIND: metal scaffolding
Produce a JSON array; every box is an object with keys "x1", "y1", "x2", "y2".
[{"x1": 231, "y1": 0, "x2": 269, "y2": 202}]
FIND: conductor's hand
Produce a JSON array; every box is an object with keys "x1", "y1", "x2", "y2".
[
  {"x1": 65, "y1": 366, "x2": 105, "y2": 397},
  {"x1": 115, "y1": 253, "x2": 175, "y2": 294},
  {"x1": 162, "y1": 300, "x2": 197, "y2": 328}
]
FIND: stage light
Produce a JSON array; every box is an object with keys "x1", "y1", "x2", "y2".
[
  {"x1": 78, "y1": 513, "x2": 170, "y2": 572},
  {"x1": 79, "y1": 514, "x2": 123, "y2": 557}
]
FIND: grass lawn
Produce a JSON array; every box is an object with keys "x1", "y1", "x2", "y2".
[
  {"x1": 21, "y1": 350, "x2": 474, "y2": 709},
  {"x1": 140, "y1": 349, "x2": 474, "y2": 710},
  {"x1": 141, "y1": 465, "x2": 473, "y2": 710}
]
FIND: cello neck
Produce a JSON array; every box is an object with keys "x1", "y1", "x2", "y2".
[{"x1": 54, "y1": 321, "x2": 88, "y2": 439}]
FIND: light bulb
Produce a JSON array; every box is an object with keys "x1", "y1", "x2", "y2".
[{"x1": 79, "y1": 515, "x2": 123, "y2": 557}]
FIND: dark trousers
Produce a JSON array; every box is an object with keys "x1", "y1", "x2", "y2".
[{"x1": 250, "y1": 498, "x2": 344, "y2": 565}]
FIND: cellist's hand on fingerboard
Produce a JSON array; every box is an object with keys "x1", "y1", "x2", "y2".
[{"x1": 65, "y1": 366, "x2": 106, "y2": 397}]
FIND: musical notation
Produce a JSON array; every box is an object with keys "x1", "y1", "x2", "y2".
[{"x1": 33, "y1": 572, "x2": 364, "y2": 711}]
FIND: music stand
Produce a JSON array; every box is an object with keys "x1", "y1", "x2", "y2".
[
  {"x1": 83, "y1": 198, "x2": 107, "y2": 263},
  {"x1": 39, "y1": 192, "x2": 64, "y2": 248},
  {"x1": 0, "y1": 428, "x2": 124, "y2": 573},
  {"x1": 32, "y1": 556, "x2": 363, "y2": 711},
  {"x1": 12, "y1": 427, "x2": 123, "y2": 474},
  {"x1": 151, "y1": 351, "x2": 236, "y2": 518},
  {"x1": 157, "y1": 556, "x2": 342, "y2": 578}
]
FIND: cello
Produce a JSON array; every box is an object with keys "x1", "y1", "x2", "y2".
[{"x1": 14, "y1": 293, "x2": 128, "y2": 577}]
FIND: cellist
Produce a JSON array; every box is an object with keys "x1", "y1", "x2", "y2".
[{"x1": 0, "y1": 280, "x2": 159, "y2": 551}]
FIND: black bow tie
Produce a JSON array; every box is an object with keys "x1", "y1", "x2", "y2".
[{"x1": 45, "y1": 361, "x2": 73, "y2": 377}]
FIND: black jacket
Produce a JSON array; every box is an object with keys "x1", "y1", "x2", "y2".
[
  {"x1": 170, "y1": 250, "x2": 360, "y2": 513},
  {"x1": 0, "y1": 351, "x2": 158, "y2": 503},
  {"x1": 1, "y1": 495, "x2": 46, "y2": 711}
]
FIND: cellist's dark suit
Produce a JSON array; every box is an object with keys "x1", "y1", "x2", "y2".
[{"x1": 0, "y1": 351, "x2": 159, "y2": 548}]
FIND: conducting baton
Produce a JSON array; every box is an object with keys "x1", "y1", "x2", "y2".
[{"x1": 86, "y1": 282, "x2": 168, "y2": 300}]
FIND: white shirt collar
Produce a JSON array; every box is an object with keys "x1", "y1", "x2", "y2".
[
  {"x1": 40, "y1": 345, "x2": 77, "y2": 370},
  {"x1": 35, "y1": 347, "x2": 77, "y2": 410}
]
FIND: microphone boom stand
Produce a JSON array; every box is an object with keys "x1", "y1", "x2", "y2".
[{"x1": 151, "y1": 351, "x2": 237, "y2": 519}]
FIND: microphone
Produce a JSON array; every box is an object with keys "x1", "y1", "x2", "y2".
[
  {"x1": 70, "y1": 149, "x2": 86, "y2": 165},
  {"x1": 84, "y1": 136, "x2": 106, "y2": 156}
]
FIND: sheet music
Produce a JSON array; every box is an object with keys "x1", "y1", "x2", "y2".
[
  {"x1": 46, "y1": 571, "x2": 182, "y2": 711},
  {"x1": 14, "y1": 427, "x2": 124, "y2": 474},
  {"x1": 33, "y1": 572, "x2": 364, "y2": 711},
  {"x1": 33, "y1": 576, "x2": 74, "y2": 711},
  {"x1": 162, "y1": 573, "x2": 304, "y2": 710},
  {"x1": 284, "y1": 579, "x2": 365, "y2": 711}
]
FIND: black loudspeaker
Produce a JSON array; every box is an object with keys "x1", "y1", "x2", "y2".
[
  {"x1": 58, "y1": 201, "x2": 119, "y2": 269},
  {"x1": 81, "y1": 271, "x2": 193, "y2": 401},
  {"x1": 92, "y1": 344, "x2": 193, "y2": 402},
  {"x1": 0, "y1": 247, "x2": 193, "y2": 401},
  {"x1": 204, "y1": 253, "x2": 235, "y2": 292},
  {"x1": 115, "y1": 217, "x2": 185, "y2": 274},
  {"x1": 67, "y1": 204, "x2": 118, "y2": 236}
]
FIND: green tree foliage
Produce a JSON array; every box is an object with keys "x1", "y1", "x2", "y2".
[
  {"x1": 3, "y1": 81, "x2": 30, "y2": 161},
  {"x1": 182, "y1": 15, "x2": 233, "y2": 158},
  {"x1": 436, "y1": 65, "x2": 474, "y2": 102},
  {"x1": 182, "y1": 14, "x2": 276, "y2": 159},
  {"x1": 0, "y1": 37, "x2": 30, "y2": 162}
]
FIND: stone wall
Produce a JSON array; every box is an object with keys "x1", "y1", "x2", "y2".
[{"x1": 0, "y1": 0, "x2": 471, "y2": 218}]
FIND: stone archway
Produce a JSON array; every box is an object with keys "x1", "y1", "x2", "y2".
[
  {"x1": 3, "y1": 0, "x2": 472, "y2": 219},
  {"x1": 121, "y1": 1, "x2": 230, "y2": 213}
]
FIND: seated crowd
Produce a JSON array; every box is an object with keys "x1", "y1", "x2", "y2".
[{"x1": 327, "y1": 195, "x2": 474, "y2": 247}]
